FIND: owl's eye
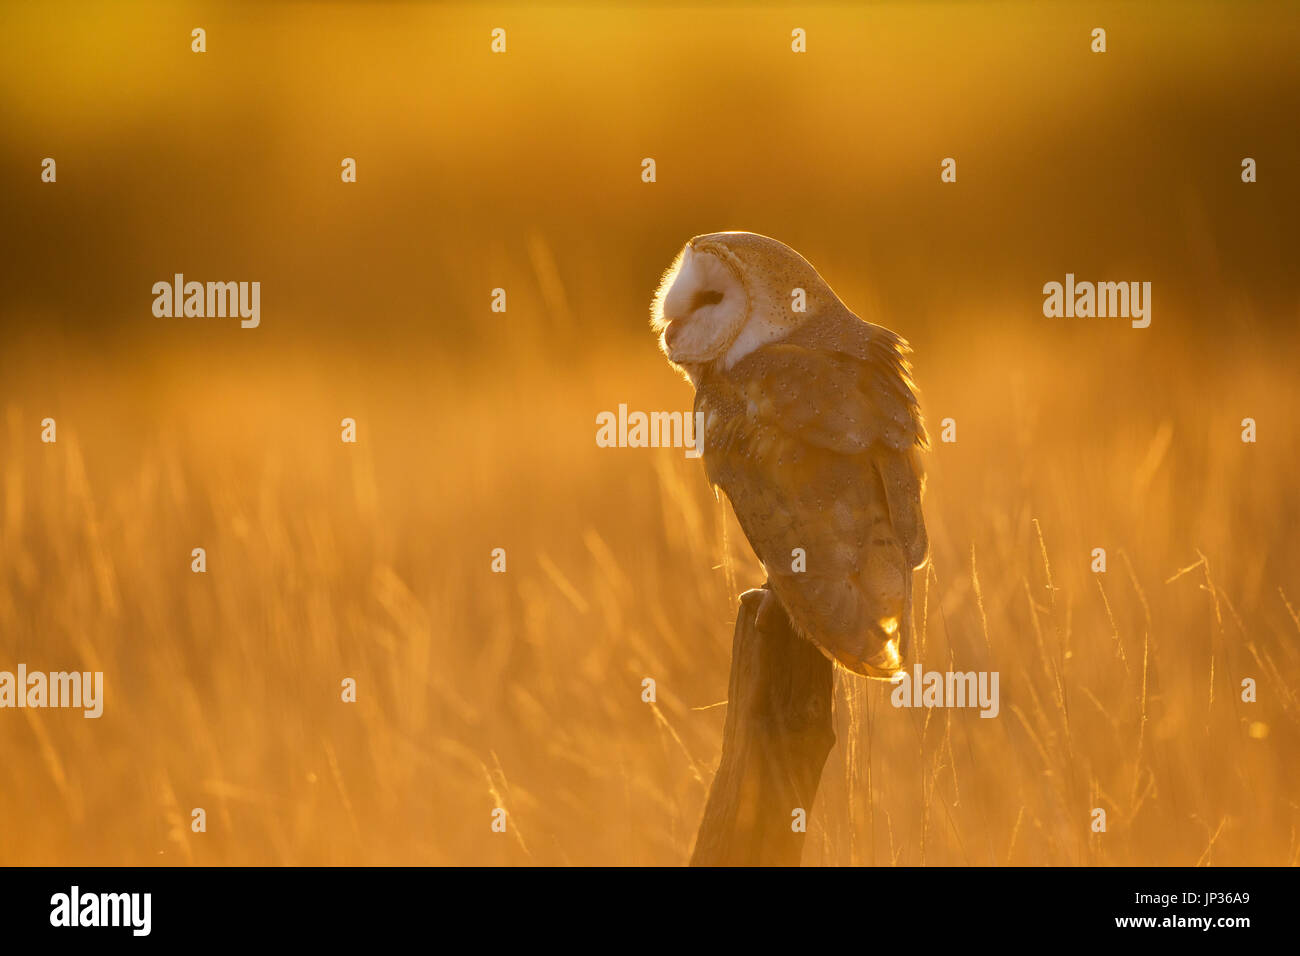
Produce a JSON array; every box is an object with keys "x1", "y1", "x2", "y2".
[{"x1": 691, "y1": 289, "x2": 725, "y2": 309}]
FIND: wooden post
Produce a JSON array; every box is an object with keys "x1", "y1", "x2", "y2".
[{"x1": 690, "y1": 587, "x2": 835, "y2": 866}]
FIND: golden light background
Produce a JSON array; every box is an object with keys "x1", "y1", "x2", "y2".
[{"x1": 1, "y1": 1, "x2": 1297, "y2": 864}]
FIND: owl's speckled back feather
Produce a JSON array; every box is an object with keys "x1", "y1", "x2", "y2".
[{"x1": 695, "y1": 306, "x2": 928, "y2": 678}]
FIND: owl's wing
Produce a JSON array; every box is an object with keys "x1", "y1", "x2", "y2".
[
  {"x1": 735, "y1": 320, "x2": 929, "y2": 568},
  {"x1": 796, "y1": 315, "x2": 929, "y2": 569},
  {"x1": 697, "y1": 318, "x2": 927, "y2": 677}
]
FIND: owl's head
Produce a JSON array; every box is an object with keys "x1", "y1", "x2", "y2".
[{"x1": 651, "y1": 231, "x2": 836, "y2": 379}]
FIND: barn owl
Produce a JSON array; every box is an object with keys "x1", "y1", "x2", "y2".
[{"x1": 652, "y1": 231, "x2": 928, "y2": 679}]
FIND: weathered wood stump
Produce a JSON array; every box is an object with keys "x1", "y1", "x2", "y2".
[{"x1": 690, "y1": 586, "x2": 836, "y2": 866}]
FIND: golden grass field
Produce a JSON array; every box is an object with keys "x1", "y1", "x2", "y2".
[
  {"x1": 2, "y1": 314, "x2": 1297, "y2": 866},
  {"x1": 1, "y1": 1, "x2": 1298, "y2": 866}
]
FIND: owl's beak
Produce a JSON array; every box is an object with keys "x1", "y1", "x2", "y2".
[{"x1": 662, "y1": 317, "x2": 700, "y2": 361}]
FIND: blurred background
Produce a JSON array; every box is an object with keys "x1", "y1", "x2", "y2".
[{"x1": 0, "y1": 0, "x2": 1297, "y2": 865}]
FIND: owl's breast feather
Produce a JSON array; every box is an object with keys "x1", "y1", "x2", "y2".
[{"x1": 697, "y1": 387, "x2": 808, "y2": 499}]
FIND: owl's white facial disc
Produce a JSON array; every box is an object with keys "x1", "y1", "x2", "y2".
[{"x1": 652, "y1": 246, "x2": 748, "y2": 366}]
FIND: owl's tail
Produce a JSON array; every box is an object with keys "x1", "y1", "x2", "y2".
[{"x1": 768, "y1": 553, "x2": 914, "y2": 681}]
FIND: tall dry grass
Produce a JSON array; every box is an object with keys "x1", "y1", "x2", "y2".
[{"x1": 1, "y1": 317, "x2": 1297, "y2": 866}]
